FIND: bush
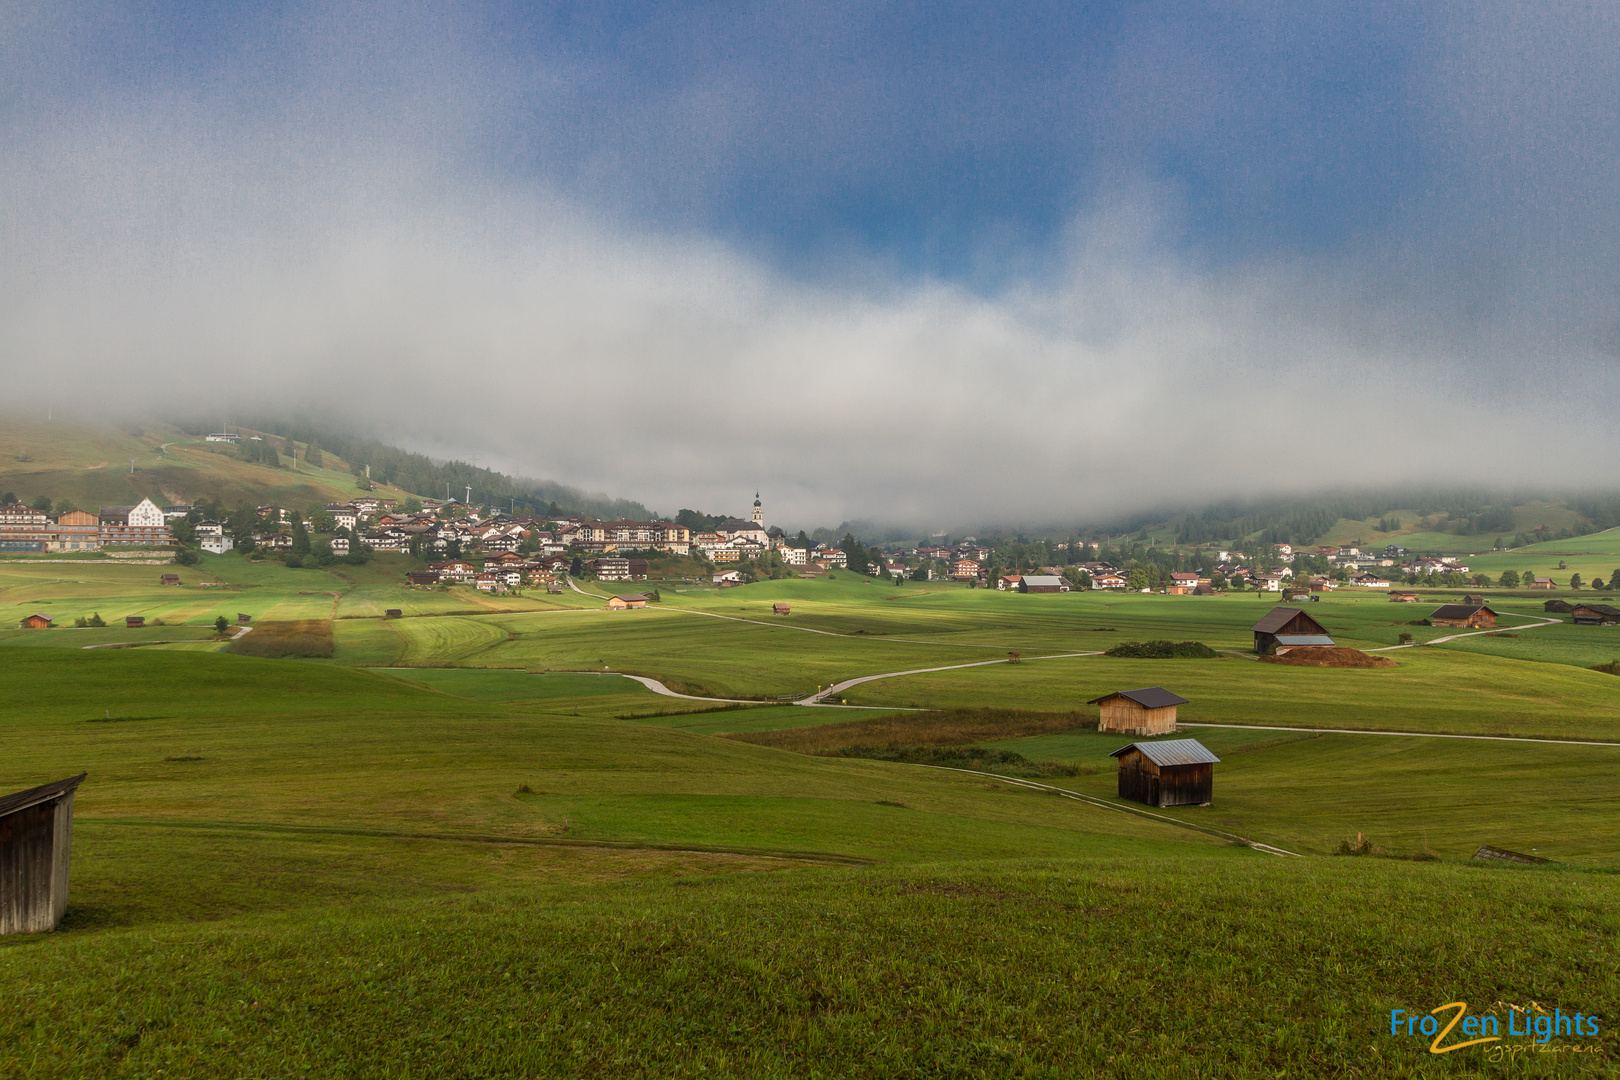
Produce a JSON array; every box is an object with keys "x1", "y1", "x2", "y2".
[
  {"x1": 1104, "y1": 640, "x2": 1218, "y2": 658},
  {"x1": 174, "y1": 547, "x2": 199, "y2": 566},
  {"x1": 1591, "y1": 660, "x2": 1620, "y2": 677},
  {"x1": 87, "y1": 612, "x2": 105, "y2": 628},
  {"x1": 284, "y1": 554, "x2": 303, "y2": 568}
]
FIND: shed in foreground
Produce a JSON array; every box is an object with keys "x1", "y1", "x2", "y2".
[
  {"x1": 1110, "y1": 740, "x2": 1219, "y2": 807},
  {"x1": 0, "y1": 773, "x2": 86, "y2": 935}
]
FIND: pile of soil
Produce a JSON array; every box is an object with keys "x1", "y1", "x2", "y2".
[{"x1": 1261, "y1": 646, "x2": 1396, "y2": 668}]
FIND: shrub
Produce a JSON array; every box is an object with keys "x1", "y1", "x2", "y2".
[
  {"x1": 1104, "y1": 639, "x2": 1218, "y2": 658},
  {"x1": 1591, "y1": 660, "x2": 1620, "y2": 677},
  {"x1": 87, "y1": 612, "x2": 105, "y2": 628}
]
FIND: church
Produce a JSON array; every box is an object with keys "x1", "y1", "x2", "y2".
[{"x1": 717, "y1": 494, "x2": 769, "y2": 546}]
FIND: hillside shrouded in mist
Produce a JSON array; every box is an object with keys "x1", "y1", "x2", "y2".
[{"x1": 4, "y1": 3, "x2": 1619, "y2": 529}]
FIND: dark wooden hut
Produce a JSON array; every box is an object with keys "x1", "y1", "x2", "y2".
[
  {"x1": 1571, "y1": 603, "x2": 1620, "y2": 626},
  {"x1": 1250, "y1": 606, "x2": 1331, "y2": 654},
  {"x1": 1109, "y1": 740, "x2": 1219, "y2": 807},
  {"x1": 0, "y1": 773, "x2": 86, "y2": 935},
  {"x1": 773, "y1": 603, "x2": 791, "y2": 615},
  {"x1": 237, "y1": 613, "x2": 252, "y2": 625},
  {"x1": 124, "y1": 615, "x2": 145, "y2": 628},
  {"x1": 1544, "y1": 599, "x2": 1574, "y2": 613}
]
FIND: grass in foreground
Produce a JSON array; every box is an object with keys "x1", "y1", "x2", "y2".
[{"x1": 2, "y1": 858, "x2": 1614, "y2": 1078}]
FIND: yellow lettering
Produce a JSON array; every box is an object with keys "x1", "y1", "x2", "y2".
[{"x1": 1430, "y1": 1002, "x2": 1501, "y2": 1055}]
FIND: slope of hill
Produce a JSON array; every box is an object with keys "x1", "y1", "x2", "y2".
[{"x1": 0, "y1": 418, "x2": 407, "y2": 511}]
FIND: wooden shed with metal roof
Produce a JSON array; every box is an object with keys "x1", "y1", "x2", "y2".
[
  {"x1": 0, "y1": 773, "x2": 86, "y2": 935},
  {"x1": 1110, "y1": 739, "x2": 1219, "y2": 807},
  {"x1": 1250, "y1": 606, "x2": 1331, "y2": 654},
  {"x1": 1088, "y1": 687, "x2": 1189, "y2": 735}
]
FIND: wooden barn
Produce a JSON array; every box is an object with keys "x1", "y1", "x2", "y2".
[
  {"x1": 772, "y1": 603, "x2": 791, "y2": 615},
  {"x1": 159, "y1": 573, "x2": 180, "y2": 585},
  {"x1": 1250, "y1": 606, "x2": 1332, "y2": 654},
  {"x1": 1429, "y1": 603, "x2": 1497, "y2": 629},
  {"x1": 1571, "y1": 603, "x2": 1620, "y2": 626},
  {"x1": 1109, "y1": 740, "x2": 1219, "y2": 807},
  {"x1": 1389, "y1": 591, "x2": 1421, "y2": 603},
  {"x1": 237, "y1": 613, "x2": 252, "y2": 625},
  {"x1": 1464, "y1": 593, "x2": 1485, "y2": 605},
  {"x1": 1544, "y1": 599, "x2": 1574, "y2": 613},
  {"x1": 1088, "y1": 687, "x2": 1189, "y2": 735},
  {"x1": 0, "y1": 773, "x2": 86, "y2": 935},
  {"x1": 19, "y1": 613, "x2": 51, "y2": 629},
  {"x1": 605, "y1": 594, "x2": 648, "y2": 610},
  {"x1": 124, "y1": 616, "x2": 145, "y2": 628},
  {"x1": 383, "y1": 609, "x2": 402, "y2": 618},
  {"x1": 1018, "y1": 575, "x2": 1068, "y2": 593}
]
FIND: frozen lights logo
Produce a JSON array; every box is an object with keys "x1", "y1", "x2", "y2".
[{"x1": 1390, "y1": 1001, "x2": 1604, "y2": 1060}]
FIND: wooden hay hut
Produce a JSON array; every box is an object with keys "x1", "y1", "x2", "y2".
[
  {"x1": 159, "y1": 573, "x2": 180, "y2": 585},
  {"x1": 383, "y1": 609, "x2": 402, "y2": 618},
  {"x1": 1250, "y1": 606, "x2": 1331, "y2": 654},
  {"x1": 0, "y1": 773, "x2": 86, "y2": 935},
  {"x1": 1429, "y1": 603, "x2": 1497, "y2": 629},
  {"x1": 605, "y1": 594, "x2": 648, "y2": 610},
  {"x1": 1191, "y1": 582, "x2": 1216, "y2": 596},
  {"x1": 1389, "y1": 591, "x2": 1420, "y2": 603},
  {"x1": 773, "y1": 603, "x2": 791, "y2": 615},
  {"x1": 1571, "y1": 603, "x2": 1620, "y2": 626},
  {"x1": 1088, "y1": 687, "x2": 1188, "y2": 735},
  {"x1": 1464, "y1": 593, "x2": 1485, "y2": 605},
  {"x1": 237, "y1": 613, "x2": 252, "y2": 625},
  {"x1": 1544, "y1": 599, "x2": 1574, "y2": 613},
  {"x1": 124, "y1": 616, "x2": 145, "y2": 628},
  {"x1": 1109, "y1": 740, "x2": 1218, "y2": 807},
  {"x1": 19, "y1": 613, "x2": 52, "y2": 629}
]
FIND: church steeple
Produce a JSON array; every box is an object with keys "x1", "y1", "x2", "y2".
[{"x1": 751, "y1": 492, "x2": 763, "y2": 527}]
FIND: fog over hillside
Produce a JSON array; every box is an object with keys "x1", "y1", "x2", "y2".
[{"x1": 4, "y1": 4, "x2": 1619, "y2": 530}]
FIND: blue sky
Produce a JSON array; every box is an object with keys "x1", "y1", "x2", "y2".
[{"x1": 4, "y1": 2, "x2": 1619, "y2": 525}]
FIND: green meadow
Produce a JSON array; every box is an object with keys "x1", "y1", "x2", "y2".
[{"x1": 3, "y1": 560, "x2": 1619, "y2": 1075}]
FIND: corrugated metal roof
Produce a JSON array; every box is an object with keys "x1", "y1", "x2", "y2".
[
  {"x1": 1087, "y1": 686, "x2": 1189, "y2": 709},
  {"x1": 1110, "y1": 739, "x2": 1220, "y2": 766},
  {"x1": 1020, "y1": 575, "x2": 1065, "y2": 587},
  {"x1": 0, "y1": 773, "x2": 86, "y2": 820},
  {"x1": 1276, "y1": 635, "x2": 1336, "y2": 647}
]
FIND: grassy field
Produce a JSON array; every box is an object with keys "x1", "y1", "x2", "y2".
[{"x1": 4, "y1": 558, "x2": 1619, "y2": 1074}]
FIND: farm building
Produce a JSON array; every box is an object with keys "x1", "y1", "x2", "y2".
[
  {"x1": 1570, "y1": 603, "x2": 1620, "y2": 626},
  {"x1": 237, "y1": 613, "x2": 252, "y2": 625},
  {"x1": 1, "y1": 773, "x2": 86, "y2": 935},
  {"x1": 1429, "y1": 603, "x2": 1498, "y2": 629},
  {"x1": 1464, "y1": 593, "x2": 1485, "y2": 605},
  {"x1": 605, "y1": 594, "x2": 649, "y2": 610},
  {"x1": 19, "y1": 613, "x2": 52, "y2": 629},
  {"x1": 1544, "y1": 599, "x2": 1574, "y2": 613},
  {"x1": 383, "y1": 609, "x2": 402, "y2": 618},
  {"x1": 406, "y1": 571, "x2": 442, "y2": 586},
  {"x1": 1191, "y1": 582, "x2": 1216, "y2": 596},
  {"x1": 1528, "y1": 577, "x2": 1556, "y2": 590},
  {"x1": 1250, "y1": 606, "x2": 1332, "y2": 654},
  {"x1": 1109, "y1": 740, "x2": 1219, "y2": 807},
  {"x1": 1088, "y1": 687, "x2": 1189, "y2": 735},
  {"x1": 773, "y1": 603, "x2": 791, "y2": 615},
  {"x1": 1389, "y1": 592, "x2": 1420, "y2": 603},
  {"x1": 159, "y1": 573, "x2": 180, "y2": 585},
  {"x1": 124, "y1": 616, "x2": 144, "y2": 628},
  {"x1": 1018, "y1": 575, "x2": 1068, "y2": 593}
]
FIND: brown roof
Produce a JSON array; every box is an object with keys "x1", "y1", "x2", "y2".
[
  {"x1": 1431, "y1": 603, "x2": 1495, "y2": 620},
  {"x1": 1087, "y1": 687, "x2": 1189, "y2": 709},
  {"x1": 1251, "y1": 606, "x2": 1329, "y2": 635},
  {"x1": 0, "y1": 773, "x2": 86, "y2": 820}
]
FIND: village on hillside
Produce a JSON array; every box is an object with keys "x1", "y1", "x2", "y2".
[{"x1": 3, "y1": 489, "x2": 1618, "y2": 608}]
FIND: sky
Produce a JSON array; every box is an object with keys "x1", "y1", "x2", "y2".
[{"x1": 3, "y1": 2, "x2": 1619, "y2": 530}]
